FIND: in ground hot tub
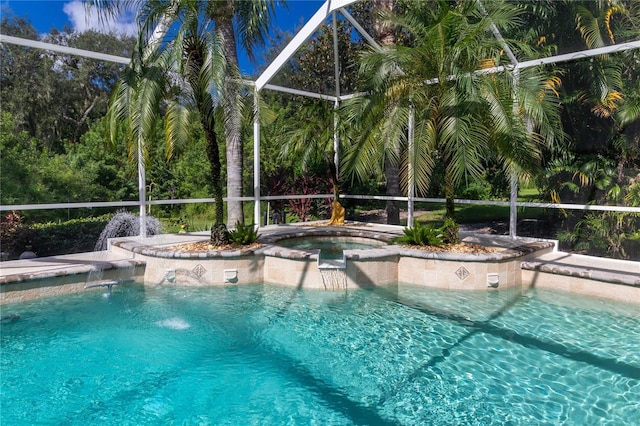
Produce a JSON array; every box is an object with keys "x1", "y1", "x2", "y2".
[
  {"x1": 261, "y1": 227, "x2": 399, "y2": 289},
  {"x1": 276, "y1": 236, "x2": 385, "y2": 259}
]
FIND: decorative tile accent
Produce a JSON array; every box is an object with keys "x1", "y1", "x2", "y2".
[
  {"x1": 192, "y1": 264, "x2": 207, "y2": 278},
  {"x1": 455, "y1": 265, "x2": 470, "y2": 281}
]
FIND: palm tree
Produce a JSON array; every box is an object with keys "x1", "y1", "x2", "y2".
[
  {"x1": 100, "y1": 1, "x2": 229, "y2": 244},
  {"x1": 90, "y1": 0, "x2": 278, "y2": 229},
  {"x1": 342, "y1": 0, "x2": 562, "y2": 240},
  {"x1": 207, "y1": 1, "x2": 277, "y2": 228},
  {"x1": 373, "y1": 0, "x2": 401, "y2": 225},
  {"x1": 549, "y1": 0, "x2": 640, "y2": 256}
]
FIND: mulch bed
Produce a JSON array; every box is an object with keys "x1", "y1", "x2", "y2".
[
  {"x1": 401, "y1": 243, "x2": 502, "y2": 253},
  {"x1": 169, "y1": 241, "x2": 499, "y2": 254},
  {"x1": 168, "y1": 242, "x2": 263, "y2": 251}
]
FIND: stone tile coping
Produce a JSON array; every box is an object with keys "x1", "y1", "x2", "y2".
[
  {"x1": 109, "y1": 223, "x2": 553, "y2": 262},
  {"x1": 0, "y1": 223, "x2": 557, "y2": 286},
  {"x1": 522, "y1": 252, "x2": 640, "y2": 287},
  {"x1": 4, "y1": 220, "x2": 636, "y2": 296},
  {"x1": 0, "y1": 252, "x2": 144, "y2": 285},
  {"x1": 112, "y1": 238, "x2": 261, "y2": 258},
  {"x1": 260, "y1": 225, "x2": 399, "y2": 260}
]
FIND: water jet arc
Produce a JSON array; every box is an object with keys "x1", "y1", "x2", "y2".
[{"x1": 84, "y1": 280, "x2": 119, "y2": 295}]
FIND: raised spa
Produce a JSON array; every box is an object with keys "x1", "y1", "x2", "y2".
[{"x1": 93, "y1": 225, "x2": 556, "y2": 291}]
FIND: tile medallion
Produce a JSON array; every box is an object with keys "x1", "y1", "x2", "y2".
[
  {"x1": 192, "y1": 264, "x2": 207, "y2": 278},
  {"x1": 455, "y1": 265, "x2": 470, "y2": 281}
]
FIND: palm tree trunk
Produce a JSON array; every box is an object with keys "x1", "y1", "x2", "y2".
[
  {"x1": 217, "y1": 17, "x2": 245, "y2": 228},
  {"x1": 373, "y1": 0, "x2": 401, "y2": 225},
  {"x1": 444, "y1": 167, "x2": 456, "y2": 221},
  {"x1": 188, "y1": 45, "x2": 224, "y2": 226},
  {"x1": 442, "y1": 164, "x2": 460, "y2": 243},
  {"x1": 203, "y1": 118, "x2": 224, "y2": 225},
  {"x1": 385, "y1": 156, "x2": 401, "y2": 224}
]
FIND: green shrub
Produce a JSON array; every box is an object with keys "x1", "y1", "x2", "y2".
[
  {"x1": 3, "y1": 216, "x2": 109, "y2": 259},
  {"x1": 228, "y1": 223, "x2": 261, "y2": 245},
  {"x1": 460, "y1": 181, "x2": 491, "y2": 200},
  {"x1": 394, "y1": 224, "x2": 444, "y2": 246},
  {"x1": 557, "y1": 212, "x2": 638, "y2": 259},
  {"x1": 32, "y1": 217, "x2": 110, "y2": 255}
]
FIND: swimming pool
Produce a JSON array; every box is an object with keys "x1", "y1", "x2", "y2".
[{"x1": 1, "y1": 284, "x2": 638, "y2": 425}]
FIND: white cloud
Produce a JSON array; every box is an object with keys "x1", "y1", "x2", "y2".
[{"x1": 63, "y1": 0, "x2": 137, "y2": 36}]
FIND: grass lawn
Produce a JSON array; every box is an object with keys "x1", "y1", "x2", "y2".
[
  {"x1": 413, "y1": 196, "x2": 547, "y2": 227},
  {"x1": 410, "y1": 185, "x2": 546, "y2": 226}
]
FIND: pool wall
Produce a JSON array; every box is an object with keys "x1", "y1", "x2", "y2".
[
  {"x1": 262, "y1": 246, "x2": 398, "y2": 289},
  {"x1": 108, "y1": 237, "x2": 264, "y2": 286},
  {"x1": 521, "y1": 253, "x2": 640, "y2": 301},
  {"x1": 0, "y1": 256, "x2": 144, "y2": 304},
  {"x1": 105, "y1": 227, "x2": 555, "y2": 292},
  {"x1": 398, "y1": 255, "x2": 522, "y2": 290},
  {"x1": 396, "y1": 237, "x2": 552, "y2": 290}
]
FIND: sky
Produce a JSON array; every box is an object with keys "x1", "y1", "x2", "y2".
[{"x1": 1, "y1": 0, "x2": 325, "y2": 75}]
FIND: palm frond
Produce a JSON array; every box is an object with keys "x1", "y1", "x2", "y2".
[
  {"x1": 617, "y1": 99, "x2": 640, "y2": 126},
  {"x1": 85, "y1": 0, "x2": 142, "y2": 26},
  {"x1": 234, "y1": 0, "x2": 277, "y2": 62},
  {"x1": 164, "y1": 100, "x2": 191, "y2": 161},
  {"x1": 407, "y1": 117, "x2": 437, "y2": 196},
  {"x1": 576, "y1": 5, "x2": 606, "y2": 49}
]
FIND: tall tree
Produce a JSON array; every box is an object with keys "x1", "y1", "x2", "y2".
[
  {"x1": 100, "y1": 1, "x2": 231, "y2": 243},
  {"x1": 349, "y1": 0, "x2": 412, "y2": 224},
  {"x1": 343, "y1": 0, "x2": 562, "y2": 238},
  {"x1": 538, "y1": 0, "x2": 640, "y2": 257},
  {"x1": 274, "y1": 20, "x2": 364, "y2": 224},
  {"x1": 90, "y1": 0, "x2": 278, "y2": 228},
  {"x1": 0, "y1": 16, "x2": 134, "y2": 153},
  {"x1": 0, "y1": 16, "x2": 55, "y2": 149},
  {"x1": 44, "y1": 29, "x2": 136, "y2": 146},
  {"x1": 208, "y1": 1, "x2": 277, "y2": 228},
  {"x1": 373, "y1": 0, "x2": 401, "y2": 225}
]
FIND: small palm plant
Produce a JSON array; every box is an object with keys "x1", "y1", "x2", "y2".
[
  {"x1": 394, "y1": 223, "x2": 444, "y2": 247},
  {"x1": 227, "y1": 223, "x2": 261, "y2": 246}
]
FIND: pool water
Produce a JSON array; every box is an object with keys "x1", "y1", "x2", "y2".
[{"x1": 1, "y1": 284, "x2": 639, "y2": 425}]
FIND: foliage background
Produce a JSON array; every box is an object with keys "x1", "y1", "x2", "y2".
[{"x1": 1, "y1": 1, "x2": 639, "y2": 259}]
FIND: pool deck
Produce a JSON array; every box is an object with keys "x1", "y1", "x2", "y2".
[
  {"x1": 1, "y1": 222, "x2": 639, "y2": 304},
  {"x1": 0, "y1": 251, "x2": 144, "y2": 284}
]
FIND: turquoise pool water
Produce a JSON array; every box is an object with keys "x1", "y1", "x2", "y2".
[{"x1": 1, "y1": 284, "x2": 639, "y2": 425}]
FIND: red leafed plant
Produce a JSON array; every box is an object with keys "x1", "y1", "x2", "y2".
[
  {"x1": 287, "y1": 174, "x2": 331, "y2": 222},
  {"x1": 0, "y1": 211, "x2": 23, "y2": 254}
]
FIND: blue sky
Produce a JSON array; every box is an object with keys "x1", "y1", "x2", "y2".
[{"x1": 1, "y1": 0, "x2": 325, "y2": 74}]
